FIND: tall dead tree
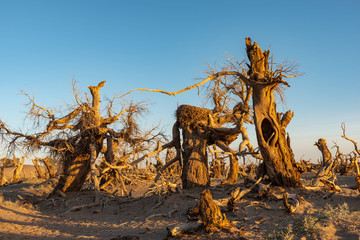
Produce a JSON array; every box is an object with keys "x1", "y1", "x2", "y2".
[
  {"x1": 243, "y1": 38, "x2": 300, "y2": 186},
  {"x1": 0, "y1": 81, "x2": 160, "y2": 194},
  {"x1": 121, "y1": 37, "x2": 300, "y2": 188}
]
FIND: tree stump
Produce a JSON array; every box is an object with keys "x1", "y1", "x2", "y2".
[
  {"x1": 199, "y1": 189, "x2": 231, "y2": 232},
  {"x1": 312, "y1": 138, "x2": 333, "y2": 187}
]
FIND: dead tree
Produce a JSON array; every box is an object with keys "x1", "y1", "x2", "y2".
[
  {"x1": 41, "y1": 157, "x2": 56, "y2": 178},
  {"x1": 135, "y1": 103, "x2": 247, "y2": 189},
  {"x1": 242, "y1": 38, "x2": 300, "y2": 187},
  {"x1": 12, "y1": 156, "x2": 25, "y2": 182},
  {"x1": 353, "y1": 154, "x2": 360, "y2": 192},
  {"x1": 176, "y1": 38, "x2": 299, "y2": 186},
  {"x1": 199, "y1": 189, "x2": 231, "y2": 232},
  {"x1": 177, "y1": 104, "x2": 244, "y2": 188},
  {"x1": 0, "y1": 157, "x2": 7, "y2": 186},
  {"x1": 312, "y1": 138, "x2": 334, "y2": 187},
  {"x1": 126, "y1": 37, "x2": 299, "y2": 187},
  {"x1": 32, "y1": 158, "x2": 45, "y2": 179},
  {"x1": 203, "y1": 67, "x2": 256, "y2": 184},
  {"x1": 0, "y1": 81, "x2": 160, "y2": 194},
  {"x1": 341, "y1": 123, "x2": 360, "y2": 192}
]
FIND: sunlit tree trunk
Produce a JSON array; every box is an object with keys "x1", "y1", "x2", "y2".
[
  {"x1": 181, "y1": 127, "x2": 210, "y2": 188},
  {"x1": 245, "y1": 38, "x2": 300, "y2": 187}
]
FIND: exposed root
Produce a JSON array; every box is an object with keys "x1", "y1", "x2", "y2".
[
  {"x1": 227, "y1": 177, "x2": 262, "y2": 211},
  {"x1": 282, "y1": 192, "x2": 304, "y2": 213}
]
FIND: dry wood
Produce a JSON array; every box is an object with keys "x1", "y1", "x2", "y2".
[
  {"x1": 199, "y1": 189, "x2": 231, "y2": 232},
  {"x1": 244, "y1": 38, "x2": 300, "y2": 187},
  {"x1": 40, "y1": 158, "x2": 56, "y2": 178},
  {"x1": 167, "y1": 222, "x2": 202, "y2": 237},
  {"x1": 341, "y1": 123, "x2": 360, "y2": 155},
  {"x1": 12, "y1": 156, "x2": 25, "y2": 182},
  {"x1": 227, "y1": 177, "x2": 262, "y2": 211},
  {"x1": 312, "y1": 138, "x2": 334, "y2": 187},
  {"x1": 320, "y1": 179, "x2": 342, "y2": 192},
  {"x1": 341, "y1": 124, "x2": 360, "y2": 192},
  {"x1": 145, "y1": 209, "x2": 176, "y2": 220},
  {"x1": 2, "y1": 80, "x2": 163, "y2": 195},
  {"x1": 154, "y1": 156, "x2": 179, "y2": 182},
  {"x1": 89, "y1": 141, "x2": 100, "y2": 194},
  {"x1": 0, "y1": 157, "x2": 7, "y2": 186},
  {"x1": 64, "y1": 201, "x2": 104, "y2": 214},
  {"x1": 32, "y1": 158, "x2": 45, "y2": 179},
  {"x1": 353, "y1": 154, "x2": 360, "y2": 192},
  {"x1": 282, "y1": 192, "x2": 299, "y2": 213}
]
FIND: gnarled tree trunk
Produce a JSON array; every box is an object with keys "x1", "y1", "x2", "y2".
[
  {"x1": 312, "y1": 138, "x2": 334, "y2": 186},
  {"x1": 181, "y1": 126, "x2": 210, "y2": 188},
  {"x1": 176, "y1": 104, "x2": 242, "y2": 188},
  {"x1": 245, "y1": 38, "x2": 300, "y2": 187},
  {"x1": 41, "y1": 157, "x2": 56, "y2": 178},
  {"x1": 200, "y1": 189, "x2": 231, "y2": 232},
  {"x1": 32, "y1": 158, "x2": 45, "y2": 179},
  {"x1": 52, "y1": 82, "x2": 106, "y2": 193}
]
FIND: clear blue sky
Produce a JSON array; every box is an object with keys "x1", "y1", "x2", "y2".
[{"x1": 1, "y1": 0, "x2": 359, "y2": 162}]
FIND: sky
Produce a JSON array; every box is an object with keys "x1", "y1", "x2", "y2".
[{"x1": 0, "y1": 0, "x2": 359, "y2": 163}]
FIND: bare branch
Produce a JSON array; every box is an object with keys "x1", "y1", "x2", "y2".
[{"x1": 341, "y1": 123, "x2": 360, "y2": 155}]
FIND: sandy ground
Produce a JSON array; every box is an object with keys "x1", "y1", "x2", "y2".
[{"x1": 0, "y1": 168, "x2": 359, "y2": 240}]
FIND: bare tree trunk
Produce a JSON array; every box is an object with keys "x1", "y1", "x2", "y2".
[
  {"x1": 181, "y1": 127, "x2": 210, "y2": 189},
  {"x1": 312, "y1": 138, "x2": 333, "y2": 187},
  {"x1": 32, "y1": 158, "x2": 45, "y2": 179},
  {"x1": 0, "y1": 157, "x2": 6, "y2": 186},
  {"x1": 56, "y1": 153, "x2": 91, "y2": 192},
  {"x1": 105, "y1": 136, "x2": 116, "y2": 164},
  {"x1": 245, "y1": 38, "x2": 300, "y2": 187},
  {"x1": 41, "y1": 157, "x2": 56, "y2": 178},
  {"x1": 52, "y1": 82, "x2": 105, "y2": 193},
  {"x1": 12, "y1": 156, "x2": 25, "y2": 182},
  {"x1": 89, "y1": 140, "x2": 100, "y2": 192},
  {"x1": 354, "y1": 155, "x2": 360, "y2": 192}
]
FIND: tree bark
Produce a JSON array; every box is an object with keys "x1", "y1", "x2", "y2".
[
  {"x1": 312, "y1": 138, "x2": 333, "y2": 186},
  {"x1": 32, "y1": 158, "x2": 45, "y2": 179},
  {"x1": 246, "y1": 38, "x2": 300, "y2": 187},
  {"x1": 0, "y1": 158, "x2": 6, "y2": 186},
  {"x1": 56, "y1": 153, "x2": 91, "y2": 192},
  {"x1": 199, "y1": 189, "x2": 231, "y2": 232},
  {"x1": 41, "y1": 157, "x2": 56, "y2": 178},
  {"x1": 354, "y1": 156, "x2": 360, "y2": 192},
  {"x1": 12, "y1": 156, "x2": 25, "y2": 182},
  {"x1": 52, "y1": 82, "x2": 105, "y2": 193},
  {"x1": 181, "y1": 127, "x2": 210, "y2": 188},
  {"x1": 89, "y1": 140, "x2": 100, "y2": 192}
]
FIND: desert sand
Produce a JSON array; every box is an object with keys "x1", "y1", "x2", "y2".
[{"x1": 0, "y1": 166, "x2": 359, "y2": 240}]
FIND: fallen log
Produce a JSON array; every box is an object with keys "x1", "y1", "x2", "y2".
[{"x1": 167, "y1": 222, "x2": 202, "y2": 237}]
